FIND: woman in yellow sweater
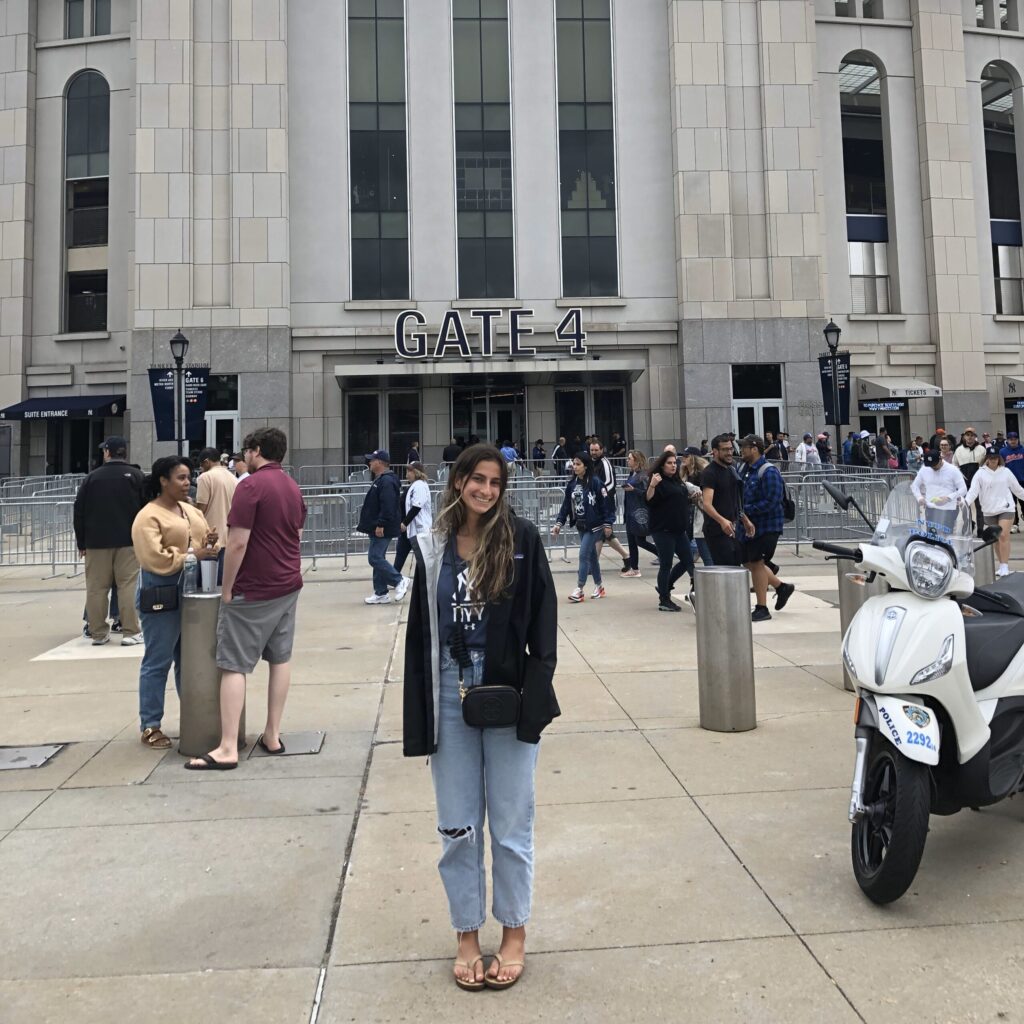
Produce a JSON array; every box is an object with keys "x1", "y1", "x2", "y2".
[{"x1": 131, "y1": 456, "x2": 219, "y2": 749}]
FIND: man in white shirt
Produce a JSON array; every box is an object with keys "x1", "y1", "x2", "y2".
[
  {"x1": 912, "y1": 449, "x2": 968, "y2": 536},
  {"x1": 795, "y1": 433, "x2": 821, "y2": 474}
]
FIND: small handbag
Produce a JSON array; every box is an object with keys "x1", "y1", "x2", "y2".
[
  {"x1": 447, "y1": 540, "x2": 520, "y2": 729},
  {"x1": 139, "y1": 583, "x2": 179, "y2": 613}
]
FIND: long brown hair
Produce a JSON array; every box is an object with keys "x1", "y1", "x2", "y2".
[{"x1": 433, "y1": 445, "x2": 516, "y2": 604}]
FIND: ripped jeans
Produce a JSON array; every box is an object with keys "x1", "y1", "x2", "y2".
[{"x1": 430, "y1": 649, "x2": 539, "y2": 933}]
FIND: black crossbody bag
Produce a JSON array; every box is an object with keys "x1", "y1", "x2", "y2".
[{"x1": 447, "y1": 539, "x2": 520, "y2": 729}]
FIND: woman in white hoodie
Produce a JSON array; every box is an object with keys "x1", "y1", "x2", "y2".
[{"x1": 965, "y1": 446, "x2": 1024, "y2": 577}]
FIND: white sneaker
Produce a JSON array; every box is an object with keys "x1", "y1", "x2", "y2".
[
  {"x1": 364, "y1": 593, "x2": 391, "y2": 604},
  {"x1": 591, "y1": 585, "x2": 606, "y2": 599},
  {"x1": 997, "y1": 565, "x2": 1012, "y2": 577},
  {"x1": 393, "y1": 576, "x2": 410, "y2": 602},
  {"x1": 120, "y1": 634, "x2": 144, "y2": 646},
  {"x1": 568, "y1": 587, "x2": 585, "y2": 603},
  {"x1": 1013, "y1": 525, "x2": 1020, "y2": 534}
]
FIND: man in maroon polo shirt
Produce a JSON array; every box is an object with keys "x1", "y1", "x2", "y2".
[{"x1": 186, "y1": 426, "x2": 307, "y2": 770}]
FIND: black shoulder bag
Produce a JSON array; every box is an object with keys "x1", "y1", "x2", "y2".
[{"x1": 447, "y1": 538, "x2": 520, "y2": 729}]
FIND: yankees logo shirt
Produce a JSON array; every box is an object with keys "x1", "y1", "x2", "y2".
[{"x1": 437, "y1": 538, "x2": 489, "y2": 656}]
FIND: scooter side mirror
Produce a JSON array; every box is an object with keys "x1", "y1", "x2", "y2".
[{"x1": 823, "y1": 480, "x2": 852, "y2": 509}]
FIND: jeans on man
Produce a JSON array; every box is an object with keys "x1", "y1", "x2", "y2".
[
  {"x1": 651, "y1": 530, "x2": 694, "y2": 602},
  {"x1": 136, "y1": 569, "x2": 182, "y2": 731},
  {"x1": 368, "y1": 535, "x2": 402, "y2": 595},
  {"x1": 430, "y1": 650, "x2": 538, "y2": 932}
]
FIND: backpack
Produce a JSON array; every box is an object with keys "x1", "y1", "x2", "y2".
[{"x1": 758, "y1": 462, "x2": 795, "y2": 522}]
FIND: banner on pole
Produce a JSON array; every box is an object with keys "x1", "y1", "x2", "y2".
[
  {"x1": 148, "y1": 366, "x2": 210, "y2": 443},
  {"x1": 148, "y1": 369, "x2": 176, "y2": 442},
  {"x1": 818, "y1": 352, "x2": 851, "y2": 427}
]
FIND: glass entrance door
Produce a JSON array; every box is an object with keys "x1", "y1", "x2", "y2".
[
  {"x1": 205, "y1": 412, "x2": 240, "y2": 456},
  {"x1": 732, "y1": 401, "x2": 783, "y2": 438},
  {"x1": 452, "y1": 386, "x2": 526, "y2": 449}
]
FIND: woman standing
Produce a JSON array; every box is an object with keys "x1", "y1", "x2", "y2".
[
  {"x1": 646, "y1": 450, "x2": 695, "y2": 612},
  {"x1": 394, "y1": 462, "x2": 433, "y2": 575},
  {"x1": 620, "y1": 449, "x2": 658, "y2": 577},
  {"x1": 552, "y1": 452, "x2": 615, "y2": 602},
  {"x1": 131, "y1": 457, "x2": 219, "y2": 749},
  {"x1": 965, "y1": 446, "x2": 1024, "y2": 577},
  {"x1": 403, "y1": 444, "x2": 558, "y2": 992}
]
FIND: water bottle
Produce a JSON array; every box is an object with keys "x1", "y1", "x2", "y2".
[{"x1": 182, "y1": 547, "x2": 198, "y2": 596}]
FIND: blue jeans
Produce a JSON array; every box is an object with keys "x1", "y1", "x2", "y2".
[
  {"x1": 652, "y1": 530, "x2": 694, "y2": 603},
  {"x1": 137, "y1": 569, "x2": 182, "y2": 731},
  {"x1": 367, "y1": 535, "x2": 402, "y2": 595},
  {"x1": 693, "y1": 538, "x2": 714, "y2": 566},
  {"x1": 577, "y1": 528, "x2": 602, "y2": 587},
  {"x1": 430, "y1": 650, "x2": 539, "y2": 932}
]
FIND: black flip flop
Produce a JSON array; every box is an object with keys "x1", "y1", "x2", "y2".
[
  {"x1": 183, "y1": 753, "x2": 237, "y2": 771},
  {"x1": 257, "y1": 734, "x2": 286, "y2": 756}
]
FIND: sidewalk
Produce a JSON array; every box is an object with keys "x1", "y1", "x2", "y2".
[{"x1": 0, "y1": 547, "x2": 1023, "y2": 1022}]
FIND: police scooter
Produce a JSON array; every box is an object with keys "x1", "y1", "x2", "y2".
[{"x1": 813, "y1": 481, "x2": 1024, "y2": 904}]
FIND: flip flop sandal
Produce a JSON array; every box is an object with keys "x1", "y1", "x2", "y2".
[
  {"x1": 183, "y1": 753, "x2": 238, "y2": 771},
  {"x1": 484, "y1": 954, "x2": 525, "y2": 990},
  {"x1": 141, "y1": 727, "x2": 172, "y2": 749},
  {"x1": 257, "y1": 734, "x2": 286, "y2": 755},
  {"x1": 454, "y1": 955, "x2": 486, "y2": 992}
]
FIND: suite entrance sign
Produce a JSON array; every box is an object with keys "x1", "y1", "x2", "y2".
[{"x1": 394, "y1": 307, "x2": 588, "y2": 360}]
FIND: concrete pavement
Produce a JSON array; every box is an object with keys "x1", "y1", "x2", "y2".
[{"x1": 1, "y1": 550, "x2": 1023, "y2": 1023}]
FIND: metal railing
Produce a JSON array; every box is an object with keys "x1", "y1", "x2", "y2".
[{"x1": 0, "y1": 500, "x2": 81, "y2": 576}]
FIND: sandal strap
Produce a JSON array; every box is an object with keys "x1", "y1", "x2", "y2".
[
  {"x1": 454, "y1": 955, "x2": 484, "y2": 969},
  {"x1": 142, "y1": 727, "x2": 167, "y2": 744}
]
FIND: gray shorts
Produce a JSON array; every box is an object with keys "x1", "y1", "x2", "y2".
[
  {"x1": 216, "y1": 590, "x2": 300, "y2": 674},
  {"x1": 984, "y1": 513, "x2": 1013, "y2": 527}
]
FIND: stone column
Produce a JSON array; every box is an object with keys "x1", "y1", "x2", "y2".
[{"x1": 909, "y1": 0, "x2": 988, "y2": 433}]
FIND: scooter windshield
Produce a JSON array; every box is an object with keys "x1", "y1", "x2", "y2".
[{"x1": 871, "y1": 482, "x2": 976, "y2": 574}]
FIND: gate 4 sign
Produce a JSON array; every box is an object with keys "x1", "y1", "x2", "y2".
[{"x1": 394, "y1": 307, "x2": 587, "y2": 359}]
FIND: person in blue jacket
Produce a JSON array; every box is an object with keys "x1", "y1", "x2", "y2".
[
  {"x1": 1000, "y1": 431, "x2": 1024, "y2": 532},
  {"x1": 551, "y1": 452, "x2": 615, "y2": 603},
  {"x1": 357, "y1": 449, "x2": 408, "y2": 604}
]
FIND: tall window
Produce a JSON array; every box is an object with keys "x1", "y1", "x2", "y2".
[
  {"x1": 66, "y1": 0, "x2": 84, "y2": 38},
  {"x1": 93, "y1": 0, "x2": 111, "y2": 35},
  {"x1": 66, "y1": 0, "x2": 111, "y2": 38},
  {"x1": 453, "y1": 0, "x2": 514, "y2": 298},
  {"x1": 556, "y1": 0, "x2": 617, "y2": 297},
  {"x1": 65, "y1": 71, "x2": 109, "y2": 332},
  {"x1": 348, "y1": 0, "x2": 409, "y2": 300}
]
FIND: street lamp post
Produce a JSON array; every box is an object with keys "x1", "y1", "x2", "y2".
[
  {"x1": 823, "y1": 318, "x2": 843, "y2": 450},
  {"x1": 169, "y1": 331, "x2": 189, "y2": 457}
]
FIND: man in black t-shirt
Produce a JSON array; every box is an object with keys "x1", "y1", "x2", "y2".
[{"x1": 700, "y1": 433, "x2": 751, "y2": 566}]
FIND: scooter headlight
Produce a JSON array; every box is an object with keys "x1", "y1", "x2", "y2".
[
  {"x1": 905, "y1": 541, "x2": 954, "y2": 600},
  {"x1": 910, "y1": 634, "x2": 955, "y2": 685}
]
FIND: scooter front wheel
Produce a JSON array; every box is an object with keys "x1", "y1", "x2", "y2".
[{"x1": 851, "y1": 743, "x2": 931, "y2": 904}]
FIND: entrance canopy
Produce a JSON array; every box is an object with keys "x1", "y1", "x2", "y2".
[
  {"x1": 0, "y1": 394, "x2": 126, "y2": 420},
  {"x1": 1002, "y1": 375, "x2": 1024, "y2": 398},
  {"x1": 333, "y1": 356, "x2": 646, "y2": 390},
  {"x1": 856, "y1": 377, "x2": 941, "y2": 401}
]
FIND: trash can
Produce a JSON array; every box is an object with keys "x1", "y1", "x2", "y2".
[
  {"x1": 837, "y1": 562, "x2": 889, "y2": 692},
  {"x1": 178, "y1": 592, "x2": 245, "y2": 757},
  {"x1": 695, "y1": 566, "x2": 756, "y2": 732}
]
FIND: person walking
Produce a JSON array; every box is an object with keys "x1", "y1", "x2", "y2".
[
  {"x1": 954, "y1": 427, "x2": 987, "y2": 534},
  {"x1": 911, "y1": 449, "x2": 968, "y2": 536},
  {"x1": 358, "y1": 449, "x2": 408, "y2": 605},
  {"x1": 907, "y1": 437, "x2": 925, "y2": 472},
  {"x1": 681, "y1": 447, "x2": 714, "y2": 566},
  {"x1": 530, "y1": 439, "x2": 546, "y2": 475},
  {"x1": 131, "y1": 457, "x2": 219, "y2": 749},
  {"x1": 816, "y1": 432, "x2": 833, "y2": 465},
  {"x1": 646, "y1": 450, "x2": 695, "y2": 613},
  {"x1": 186, "y1": 428, "x2": 308, "y2": 770},
  {"x1": 700, "y1": 433, "x2": 747, "y2": 567},
  {"x1": 589, "y1": 438, "x2": 631, "y2": 571},
  {"x1": 842, "y1": 431, "x2": 855, "y2": 465},
  {"x1": 394, "y1": 462, "x2": 433, "y2": 575},
  {"x1": 442, "y1": 437, "x2": 463, "y2": 468},
  {"x1": 1000, "y1": 431, "x2": 1024, "y2": 532},
  {"x1": 403, "y1": 444, "x2": 558, "y2": 991},
  {"x1": 406, "y1": 440, "x2": 421, "y2": 465},
  {"x1": 550, "y1": 436, "x2": 569, "y2": 474},
  {"x1": 195, "y1": 446, "x2": 238, "y2": 582},
  {"x1": 609, "y1": 432, "x2": 627, "y2": 458},
  {"x1": 738, "y1": 435, "x2": 796, "y2": 621},
  {"x1": 73, "y1": 436, "x2": 146, "y2": 647},
  {"x1": 552, "y1": 453, "x2": 615, "y2": 602},
  {"x1": 964, "y1": 446, "x2": 1024, "y2": 577},
  {"x1": 795, "y1": 433, "x2": 821, "y2": 474},
  {"x1": 620, "y1": 449, "x2": 658, "y2": 577}
]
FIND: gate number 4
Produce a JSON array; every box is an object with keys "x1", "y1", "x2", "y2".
[{"x1": 556, "y1": 308, "x2": 588, "y2": 356}]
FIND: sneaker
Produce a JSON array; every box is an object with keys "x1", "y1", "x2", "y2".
[
  {"x1": 120, "y1": 634, "x2": 144, "y2": 646},
  {"x1": 621, "y1": 559, "x2": 630, "y2": 572},
  {"x1": 568, "y1": 587, "x2": 586, "y2": 603},
  {"x1": 650, "y1": 558, "x2": 660, "y2": 566},
  {"x1": 364, "y1": 593, "x2": 391, "y2": 605},
  {"x1": 751, "y1": 605, "x2": 772, "y2": 622},
  {"x1": 82, "y1": 623, "x2": 91, "y2": 639},
  {"x1": 658, "y1": 600, "x2": 681, "y2": 612},
  {"x1": 592, "y1": 585, "x2": 607, "y2": 600},
  {"x1": 774, "y1": 582, "x2": 796, "y2": 611},
  {"x1": 110, "y1": 620, "x2": 123, "y2": 633},
  {"x1": 91, "y1": 634, "x2": 110, "y2": 646},
  {"x1": 1013, "y1": 525, "x2": 1020, "y2": 534},
  {"x1": 997, "y1": 565, "x2": 1012, "y2": 577},
  {"x1": 393, "y1": 576, "x2": 410, "y2": 602},
  {"x1": 620, "y1": 568, "x2": 641, "y2": 578}
]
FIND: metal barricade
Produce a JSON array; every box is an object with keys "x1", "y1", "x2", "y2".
[
  {"x1": 301, "y1": 493, "x2": 350, "y2": 570},
  {"x1": 0, "y1": 499, "x2": 82, "y2": 576}
]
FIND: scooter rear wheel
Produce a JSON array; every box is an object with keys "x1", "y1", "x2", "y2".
[{"x1": 851, "y1": 743, "x2": 931, "y2": 904}]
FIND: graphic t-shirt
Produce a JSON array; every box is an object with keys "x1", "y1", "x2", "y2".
[
  {"x1": 438, "y1": 539, "x2": 489, "y2": 657},
  {"x1": 571, "y1": 482, "x2": 586, "y2": 523}
]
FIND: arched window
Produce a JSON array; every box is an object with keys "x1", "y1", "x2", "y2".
[
  {"x1": 982, "y1": 62, "x2": 1024, "y2": 313},
  {"x1": 839, "y1": 54, "x2": 892, "y2": 313},
  {"x1": 64, "y1": 71, "x2": 109, "y2": 332}
]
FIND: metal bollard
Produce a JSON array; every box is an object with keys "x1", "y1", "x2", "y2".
[
  {"x1": 695, "y1": 566, "x2": 756, "y2": 732},
  {"x1": 837, "y1": 562, "x2": 889, "y2": 692},
  {"x1": 974, "y1": 543, "x2": 996, "y2": 588},
  {"x1": 178, "y1": 592, "x2": 245, "y2": 757}
]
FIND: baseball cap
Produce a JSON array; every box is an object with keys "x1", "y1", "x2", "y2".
[
  {"x1": 682, "y1": 445, "x2": 702, "y2": 457},
  {"x1": 986, "y1": 445, "x2": 1000, "y2": 458},
  {"x1": 99, "y1": 436, "x2": 127, "y2": 454},
  {"x1": 817, "y1": 433, "x2": 827, "y2": 440},
  {"x1": 1009, "y1": 432, "x2": 1019, "y2": 439},
  {"x1": 964, "y1": 426, "x2": 977, "y2": 434},
  {"x1": 803, "y1": 432, "x2": 813, "y2": 440},
  {"x1": 858, "y1": 429, "x2": 870, "y2": 439},
  {"x1": 924, "y1": 450, "x2": 941, "y2": 467},
  {"x1": 364, "y1": 449, "x2": 390, "y2": 463},
  {"x1": 935, "y1": 428, "x2": 946, "y2": 435},
  {"x1": 739, "y1": 433, "x2": 765, "y2": 451}
]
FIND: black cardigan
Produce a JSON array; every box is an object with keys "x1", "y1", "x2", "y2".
[{"x1": 403, "y1": 517, "x2": 560, "y2": 754}]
